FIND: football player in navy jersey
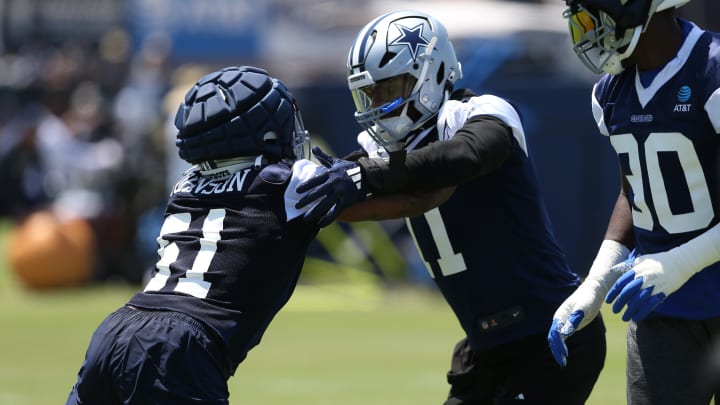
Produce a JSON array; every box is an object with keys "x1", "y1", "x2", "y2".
[
  {"x1": 66, "y1": 66, "x2": 331, "y2": 404},
  {"x1": 295, "y1": 10, "x2": 606, "y2": 404},
  {"x1": 548, "y1": 1, "x2": 720, "y2": 404}
]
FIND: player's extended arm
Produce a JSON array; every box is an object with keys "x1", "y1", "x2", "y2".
[
  {"x1": 293, "y1": 150, "x2": 370, "y2": 227},
  {"x1": 296, "y1": 115, "x2": 513, "y2": 226},
  {"x1": 548, "y1": 184, "x2": 634, "y2": 367},
  {"x1": 337, "y1": 187, "x2": 455, "y2": 222},
  {"x1": 606, "y1": 139, "x2": 720, "y2": 322},
  {"x1": 357, "y1": 115, "x2": 513, "y2": 194},
  {"x1": 606, "y1": 225, "x2": 720, "y2": 322}
]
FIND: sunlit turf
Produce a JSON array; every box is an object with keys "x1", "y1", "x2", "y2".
[{"x1": 0, "y1": 221, "x2": 627, "y2": 405}]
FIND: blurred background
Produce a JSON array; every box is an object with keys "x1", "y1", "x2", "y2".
[
  {"x1": 0, "y1": 0, "x2": 718, "y2": 403},
  {"x1": 0, "y1": 0, "x2": 718, "y2": 287}
]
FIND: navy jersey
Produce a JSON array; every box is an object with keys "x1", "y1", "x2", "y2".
[
  {"x1": 592, "y1": 20, "x2": 720, "y2": 318},
  {"x1": 358, "y1": 94, "x2": 580, "y2": 351},
  {"x1": 128, "y1": 159, "x2": 324, "y2": 372}
]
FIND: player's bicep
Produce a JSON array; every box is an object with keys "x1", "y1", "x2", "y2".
[{"x1": 338, "y1": 187, "x2": 455, "y2": 222}]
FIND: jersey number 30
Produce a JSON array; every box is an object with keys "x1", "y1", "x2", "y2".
[{"x1": 611, "y1": 132, "x2": 713, "y2": 234}]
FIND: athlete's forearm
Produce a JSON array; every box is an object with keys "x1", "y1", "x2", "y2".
[
  {"x1": 357, "y1": 115, "x2": 513, "y2": 195},
  {"x1": 337, "y1": 187, "x2": 455, "y2": 222}
]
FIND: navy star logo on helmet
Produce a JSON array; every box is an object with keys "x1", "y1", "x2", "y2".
[{"x1": 389, "y1": 23, "x2": 430, "y2": 60}]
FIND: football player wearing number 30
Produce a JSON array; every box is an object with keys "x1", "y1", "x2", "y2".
[
  {"x1": 295, "y1": 10, "x2": 606, "y2": 405},
  {"x1": 548, "y1": 1, "x2": 720, "y2": 404},
  {"x1": 66, "y1": 66, "x2": 332, "y2": 404}
]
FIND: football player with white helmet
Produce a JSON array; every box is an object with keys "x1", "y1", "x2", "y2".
[
  {"x1": 66, "y1": 66, "x2": 338, "y2": 404},
  {"x1": 549, "y1": 0, "x2": 720, "y2": 403},
  {"x1": 296, "y1": 10, "x2": 606, "y2": 404}
]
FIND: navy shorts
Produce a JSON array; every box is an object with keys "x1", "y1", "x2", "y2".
[
  {"x1": 66, "y1": 306, "x2": 230, "y2": 405},
  {"x1": 445, "y1": 315, "x2": 606, "y2": 405}
]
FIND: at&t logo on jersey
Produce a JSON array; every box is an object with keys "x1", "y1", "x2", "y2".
[{"x1": 673, "y1": 85, "x2": 692, "y2": 113}]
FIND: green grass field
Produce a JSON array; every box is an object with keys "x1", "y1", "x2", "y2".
[{"x1": 0, "y1": 223, "x2": 626, "y2": 404}]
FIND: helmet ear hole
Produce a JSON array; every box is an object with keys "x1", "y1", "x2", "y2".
[
  {"x1": 379, "y1": 52, "x2": 396, "y2": 68},
  {"x1": 436, "y1": 61, "x2": 445, "y2": 85}
]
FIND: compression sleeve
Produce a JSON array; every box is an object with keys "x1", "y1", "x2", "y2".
[{"x1": 356, "y1": 115, "x2": 514, "y2": 194}]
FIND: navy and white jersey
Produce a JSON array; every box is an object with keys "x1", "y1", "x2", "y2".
[
  {"x1": 359, "y1": 94, "x2": 580, "y2": 351},
  {"x1": 592, "y1": 20, "x2": 720, "y2": 319},
  {"x1": 128, "y1": 159, "x2": 324, "y2": 372}
]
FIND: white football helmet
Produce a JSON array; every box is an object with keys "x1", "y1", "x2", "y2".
[
  {"x1": 564, "y1": 0, "x2": 690, "y2": 74},
  {"x1": 347, "y1": 10, "x2": 462, "y2": 150}
]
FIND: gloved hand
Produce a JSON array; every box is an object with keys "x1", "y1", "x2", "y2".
[
  {"x1": 547, "y1": 242, "x2": 632, "y2": 367},
  {"x1": 310, "y1": 145, "x2": 338, "y2": 168},
  {"x1": 295, "y1": 147, "x2": 369, "y2": 227},
  {"x1": 606, "y1": 251, "x2": 690, "y2": 322},
  {"x1": 606, "y1": 223, "x2": 720, "y2": 322}
]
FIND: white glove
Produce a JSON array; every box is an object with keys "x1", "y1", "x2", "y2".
[
  {"x1": 548, "y1": 240, "x2": 631, "y2": 366},
  {"x1": 606, "y1": 222, "x2": 720, "y2": 322}
]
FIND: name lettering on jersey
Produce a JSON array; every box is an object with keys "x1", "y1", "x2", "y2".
[
  {"x1": 173, "y1": 169, "x2": 250, "y2": 195},
  {"x1": 630, "y1": 114, "x2": 653, "y2": 123}
]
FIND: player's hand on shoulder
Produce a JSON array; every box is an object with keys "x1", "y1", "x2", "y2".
[{"x1": 295, "y1": 147, "x2": 369, "y2": 227}]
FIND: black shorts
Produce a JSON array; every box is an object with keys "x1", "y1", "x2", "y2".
[
  {"x1": 445, "y1": 315, "x2": 606, "y2": 405},
  {"x1": 66, "y1": 306, "x2": 230, "y2": 405}
]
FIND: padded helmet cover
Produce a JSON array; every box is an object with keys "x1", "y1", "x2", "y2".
[{"x1": 175, "y1": 66, "x2": 299, "y2": 163}]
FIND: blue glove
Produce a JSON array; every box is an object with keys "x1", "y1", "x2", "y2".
[
  {"x1": 605, "y1": 250, "x2": 672, "y2": 322},
  {"x1": 606, "y1": 223, "x2": 720, "y2": 322},
  {"x1": 605, "y1": 269, "x2": 664, "y2": 322},
  {"x1": 548, "y1": 312, "x2": 585, "y2": 367},
  {"x1": 295, "y1": 147, "x2": 368, "y2": 227},
  {"x1": 311, "y1": 145, "x2": 336, "y2": 168},
  {"x1": 548, "y1": 248, "x2": 635, "y2": 367}
]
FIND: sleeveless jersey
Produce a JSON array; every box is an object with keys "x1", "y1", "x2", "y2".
[
  {"x1": 361, "y1": 94, "x2": 580, "y2": 351},
  {"x1": 592, "y1": 20, "x2": 720, "y2": 318},
  {"x1": 128, "y1": 159, "x2": 323, "y2": 372}
]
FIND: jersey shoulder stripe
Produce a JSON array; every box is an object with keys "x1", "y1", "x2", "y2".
[{"x1": 438, "y1": 94, "x2": 528, "y2": 155}]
